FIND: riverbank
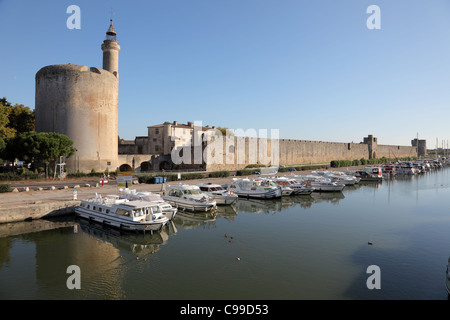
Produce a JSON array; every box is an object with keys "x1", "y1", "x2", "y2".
[{"x1": 0, "y1": 166, "x2": 365, "y2": 224}]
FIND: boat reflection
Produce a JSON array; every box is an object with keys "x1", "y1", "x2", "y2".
[
  {"x1": 77, "y1": 218, "x2": 176, "y2": 256},
  {"x1": 311, "y1": 191, "x2": 345, "y2": 205},
  {"x1": 174, "y1": 210, "x2": 217, "y2": 229}
]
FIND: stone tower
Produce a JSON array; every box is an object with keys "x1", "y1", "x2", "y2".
[
  {"x1": 35, "y1": 20, "x2": 120, "y2": 173},
  {"x1": 101, "y1": 19, "x2": 120, "y2": 77}
]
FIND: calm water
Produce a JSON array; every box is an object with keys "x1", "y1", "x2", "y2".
[{"x1": 1, "y1": 168, "x2": 450, "y2": 300}]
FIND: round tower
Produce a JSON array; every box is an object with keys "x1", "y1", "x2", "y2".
[
  {"x1": 101, "y1": 19, "x2": 120, "y2": 77},
  {"x1": 35, "y1": 21, "x2": 120, "y2": 173}
]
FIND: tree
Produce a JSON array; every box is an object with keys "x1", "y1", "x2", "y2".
[
  {"x1": 12, "y1": 132, "x2": 76, "y2": 177},
  {"x1": 0, "y1": 102, "x2": 15, "y2": 138},
  {"x1": 0, "y1": 97, "x2": 35, "y2": 137},
  {"x1": 0, "y1": 137, "x2": 5, "y2": 163},
  {"x1": 8, "y1": 104, "x2": 35, "y2": 134}
]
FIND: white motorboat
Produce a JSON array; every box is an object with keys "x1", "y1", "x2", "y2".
[
  {"x1": 163, "y1": 184, "x2": 217, "y2": 212},
  {"x1": 227, "y1": 178, "x2": 282, "y2": 199},
  {"x1": 119, "y1": 188, "x2": 177, "y2": 220},
  {"x1": 292, "y1": 175, "x2": 345, "y2": 192},
  {"x1": 197, "y1": 183, "x2": 238, "y2": 205},
  {"x1": 75, "y1": 194, "x2": 169, "y2": 233},
  {"x1": 274, "y1": 176, "x2": 314, "y2": 195},
  {"x1": 312, "y1": 170, "x2": 358, "y2": 185},
  {"x1": 259, "y1": 177, "x2": 294, "y2": 196}
]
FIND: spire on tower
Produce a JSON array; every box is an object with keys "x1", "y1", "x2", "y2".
[{"x1": 106, "y1": 19, "x2": 116, "y2": 40}]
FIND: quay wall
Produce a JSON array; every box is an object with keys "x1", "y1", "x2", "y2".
[{"x1": 0, "y1": 200, "x2": 79, "y2": 224}]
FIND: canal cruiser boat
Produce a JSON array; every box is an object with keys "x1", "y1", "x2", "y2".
[
  {"x1": 197, "y1": 183, "x2": 238, "y2": 205},
  {"x1": 163, "y1": 184, "x2": 217, "y2": 212},
  {"x1": 446, "y1": 257, "x2": 450, "y2": 295},
  {"x1": 227, "y1": 178, "x2": 282, "y2": 199},
  {"x1": 119, "y1": 188, "x2": 178, "y2": 220},
  {"x1": 75, "y1": 194, "x2": 169, "y2": 233}
]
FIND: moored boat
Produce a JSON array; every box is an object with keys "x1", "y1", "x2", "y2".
[
  {"x1": 227, "y1": 178, "x2": 282, "y2": 199},
  {"x1": 197, "y1": 183, "x2": 238, "y2": 205},
  {"x1": 75, "y1": 194, "x2": 169, "y2": 233},
  {"x1": 163, "y1": 184, "x2": 217, "y2": 212},
  {"x1": 119, "y1": 188, "x2": 178, "y2": 220}
]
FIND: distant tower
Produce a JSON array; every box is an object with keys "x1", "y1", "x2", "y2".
[
  {"x1": 101, "y1": 19, "x2": 120, "y2": 77},
  {"x1": 35, "y1": 20, "x2": 120, "y2": 172}
]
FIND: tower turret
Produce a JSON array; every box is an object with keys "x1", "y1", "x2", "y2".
[{"x1": 101, "y1": 19, "x2": 120, "y2": 77}]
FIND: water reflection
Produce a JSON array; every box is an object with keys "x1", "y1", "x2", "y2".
[
  {"x1": 77, "y1": 218, "x2": 176, "y2": 256},
  {"x1": 173, "y1": 205, "x2": 239, "y2": 229}
]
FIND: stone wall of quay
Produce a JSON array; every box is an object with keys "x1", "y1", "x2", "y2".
[{"x1": 0, "y1": 200, "x2": 79, "y2": 224}]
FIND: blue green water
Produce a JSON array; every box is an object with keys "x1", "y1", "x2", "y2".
[{"x1": 1, "y1": 168, "x2": 450, "y2": 300}]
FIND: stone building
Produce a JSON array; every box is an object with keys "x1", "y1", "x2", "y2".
[
  {"x1": 35, "y1": 20, "x2": 120, "y2": 173},
  {"x1": 118, "y1": 121, "x2": 215, "y2": 171}
]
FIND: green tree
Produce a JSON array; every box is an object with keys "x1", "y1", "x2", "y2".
[
  {"x1": 0, "y1": 137, "x2": 5, "y2": 163},
  {"x1": 0, "y1": 97, "x2": 35, "y2": 137},
  {"x1": 13, "y1": 132, "x2": 76, "y2": 177},
  {"x1": 8, "y1": 104, "x2": 35, "y2": 134},
  {"x1": 0, "y1": 102, "x2": 15, "y2": 138}
]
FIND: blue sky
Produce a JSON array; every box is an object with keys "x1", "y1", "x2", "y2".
[{"x1": 1, "y1": 0, "x2": 450, "y2": 147}]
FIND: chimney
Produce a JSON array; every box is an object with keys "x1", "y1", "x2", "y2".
[{"x1": 173, "y1": 121, "x2": 178, "y2": 125}]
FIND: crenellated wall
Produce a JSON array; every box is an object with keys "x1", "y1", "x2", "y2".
[{"x1": 204, "y1": 135, "x2": 418, "y2": 171}]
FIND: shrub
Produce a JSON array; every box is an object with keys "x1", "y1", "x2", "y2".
[
  {"x1": 236, "y1": 169, "x2": 254, "y2": 176},
  {"x1": 245, "y1": 164, "x2": 266, "y2": 169},
  {"x1": 180, "y1": 173, "x2": 205, "y2": 180},
  {"x1": 0, "y1": 184, "x2": 11, "y2": 193},
  {"x1": 209, "y1": 171, "x2": 230, "y2": 178}
]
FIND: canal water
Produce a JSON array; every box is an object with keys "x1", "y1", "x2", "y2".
[{"x1": 1, "y1": 168, "x2": 450, "y2": 300}]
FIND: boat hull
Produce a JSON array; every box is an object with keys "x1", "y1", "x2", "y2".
[
  {"x1": 235, "y1": 189, "x2": 281, "y2": 199},
  {"x1": 163, "y1": 197, "x2": 217, "y2": 212},
  {"x1": 75, "y1": 207, "x2": 167, "y2": 232},
  {"x1": 311, "y1": 184, "x2": 345, "y2": 192}
]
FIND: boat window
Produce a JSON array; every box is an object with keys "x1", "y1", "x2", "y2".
[
  {"x1": 230, "y1": 185, "x2": 236, "y2": 189},
  {"x1": 169, "y1": 189, "x2": 177, "y2": 197},
  {"x1": 116, "y1": 208, "x2": 130, "y2": 217},
  {"x1": 106, "y1": 209, "x2": 110, "y2": 214},
  {"x1": 133, "y1": 209, "x2": 144, "y2": 217},
  {"x1": 86, "y1": 205, "x2": 90, "y2": 209},
  {"x1": 151, "y1": 206, "x2": 162, "y2": 214},
  {"x1": 93, "y1": 206, "x2": 97, "y2": 211},
  {"x1": 199, "y1": 187, "x2": 208, "y2": 191},
  {"x1": 184, "y1": 189, "x2": 200, "y2": 195}
]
